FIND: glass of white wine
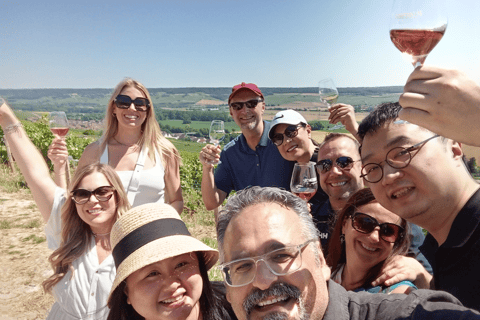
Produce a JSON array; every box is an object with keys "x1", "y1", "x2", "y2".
[
  {"x1": 319, "y1": 78, "x2": 343, "y2": 130},
  {"x1": 290, "y1": 162, "x2": 318, "y2": 202},
  {"x1": 209, "y1": 120, "x2": 226, "y2": 165}
]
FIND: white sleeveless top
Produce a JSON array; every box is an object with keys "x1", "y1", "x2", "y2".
[{"x1": 100, "y1": 145, "x2": 165, "y2": 207}]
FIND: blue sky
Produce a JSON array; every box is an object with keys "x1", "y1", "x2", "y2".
[{"x1": 1, "y1": 0, "x2": 479, "y2": 89}]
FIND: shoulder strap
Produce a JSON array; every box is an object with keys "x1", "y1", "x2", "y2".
[{"x1": 126, "y1": 146, "x2": 149, "y2": 205}]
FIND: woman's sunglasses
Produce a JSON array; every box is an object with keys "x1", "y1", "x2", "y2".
[
  {"x1": 71, "y1": 186, "x2": 116, "y2": 205},
  {"x1": 230, "y1": 99, "x2": 263, "y2": 111},
  {"x1": 350, "y1": 212, "x2": 404, "y2": 243},
  {"x1": 316, "y1": 156, "x2": 356, "y2": 174},
  {"x1": 114, "y1": 95, "x2": 150, "y2": 112},
  {"x1": 271, "y1": 124, "x2": 305, "y2": 146}
]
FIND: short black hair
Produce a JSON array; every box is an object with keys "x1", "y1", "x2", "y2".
[{"x1": 357, "y1": 102, "x2": 402, "y2": 141}]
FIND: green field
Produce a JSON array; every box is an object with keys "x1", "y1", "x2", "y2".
[{"x1": 159, "y1": 119, "x2": 240, "y2": 131}]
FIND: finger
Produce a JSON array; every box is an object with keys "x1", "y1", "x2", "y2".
[{"x1": 405, "y1": 65, "x2": 444, "y2": 82}]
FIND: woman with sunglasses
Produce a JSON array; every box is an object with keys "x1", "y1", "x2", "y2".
[
  {"x1": 107, "y1": 203, "x2": 237, "y2": 320},
  {"x1": 327, "y1": 188, "x2": 420, "y2": 294},
  {"x1": 0, "y1": 100, "x2": 130, "y2": 319},
  {"x1": 49, "y1": 78, "x2": 183, "y2": 211}
]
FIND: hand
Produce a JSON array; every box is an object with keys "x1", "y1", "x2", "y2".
[
  {"x1": 328, "y1": 103, "x2": 359, "y2": 135},
  {"x1": 0, "y1": 98, "x2": 18, "y2": 127},
  {"x1": 399, "y1": 65, "x2": 480, "y2": 147},
  {"x1": 199, "y1": 144, "x2": 221, "y2": 168},
  {"x1": 372, "y1": 255, "x2": 432, "y2": 289},
  {"x1": 48, "y1": 137, "x2": 69, "y2": 168}
]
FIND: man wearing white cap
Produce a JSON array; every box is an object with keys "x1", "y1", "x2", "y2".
[{"x1": 199, "y1": 83, "x2": 294, "y2": 212}]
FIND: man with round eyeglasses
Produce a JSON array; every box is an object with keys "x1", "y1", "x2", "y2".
[
  {"x1": 358, "y1": 102, "x2": 480, "y2": 311},
  {"x1": 216, "y1": 186, "x2": 480, "y2": 320},
  {"x1": 199, "y1": 83, "x2": 294, "y2": 213}
]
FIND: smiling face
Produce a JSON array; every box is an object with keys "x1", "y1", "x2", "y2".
[
  {"x1": 360, "y1": 122, "x2": 464, "y2": 228},
  {"x1": 74, "y1": 171, "x2": 117, "y2": 234},
  {"x1": 223, "y1": 202, "x2": 330, "y2": 320},
  {"x1": 342, "y1": 202, "x2": 400, "y2": 270},
  {"x1": 317, "y1": 137, "x2": 363, "y2": 207},
  {"x1": 114, "y1": 86, "x2": 148, "y2": 131},
  {"x1": 229, "y1": 90, "x2": 265, "y2": 131},
  {"x1": 125, "y1": 253, "x2": 203, "y2": 320},
  {"x1": 273, "y1": 123, "x2": 313, "y2": 164}
]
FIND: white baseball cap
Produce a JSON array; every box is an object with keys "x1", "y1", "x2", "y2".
[{"x1": 268, "y1": 109, "x2": 308, "y2": 140}]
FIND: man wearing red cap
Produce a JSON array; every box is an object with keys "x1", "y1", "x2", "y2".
[{"x1": 199, "y1": 82, "x2": 294, "y2": 212}]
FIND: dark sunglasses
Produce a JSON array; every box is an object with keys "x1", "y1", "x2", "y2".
[
  {"x1": 350, "y1": 212, "x2": 404, "y2": 243},
  {"x1": 271, "y1": 124, "x2": 305, "y2": 146},
  {"x1": 316, "y1": 156, "x2": 356, "y2": 174},
  {"x1": 230, "y1": 99, "x2": 263, "y2": 111},
  {"x1": 114, "y1": 95, "x2": 150, "y2": 112},
  {"x1": 71, "y1": 186, "x2": 116, "y2": 205}
]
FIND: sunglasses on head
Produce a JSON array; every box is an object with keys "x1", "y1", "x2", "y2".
[
  {"x1": 271, "y1": 124, "x2": 305, "y2": 146},
  {"x1": 230, "y1": 99, "x2": 263, "y2": 111},
  {"x1": 350, "y1": 212, "x2": 404, "y2": 243},
  {"x1": 114, "y1": 95, "x2": 150, "y2": 112},
  {"x1": 71, "y1": 186, "x2": 116, "y2": 205},
  {"x1": 316, "y1": 156, "x2": 356, "y2": 174}
]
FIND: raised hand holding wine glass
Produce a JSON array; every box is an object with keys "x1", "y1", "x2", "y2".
[
  {"x1": 49, "y1": 111, "x2": 71, "y2": 186},
  {"x1": 209, "y1": 120, "x2": 226, "y2": 165},
  {"x1": 319, "y1": 78, "x2": 344, "y2": 130},
  {"x1": 389, "y1": 0, "x2": 447, "y2": 67},
  {"x1": 290, "y1": 162, "x2": 318, "y2": 201}
]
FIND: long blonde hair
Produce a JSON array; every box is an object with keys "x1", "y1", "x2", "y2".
[
  {"x1": 101, "y1": 78, "x2": 181, "y2": 171},
  {"x1": 42, "y1": 163, "x2": 130, "y2": 293}
]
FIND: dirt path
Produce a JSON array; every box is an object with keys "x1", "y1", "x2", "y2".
[{"x1": 0, "y1": 188, "x2": 54, "y2": 319}]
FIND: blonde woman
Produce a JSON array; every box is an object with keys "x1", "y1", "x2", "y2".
[
  {"x1": 0, "y1": 100, "x2": 130, "y2": 319},
  {"x1": 49, "y1": 78, "x2": 183, "y2": 211}
]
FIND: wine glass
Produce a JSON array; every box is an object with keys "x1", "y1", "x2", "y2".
[
  {"x1": 49, "y1": 111, "x2": 71, "y2": 185},
  {"x1": 389, "y1": 0, "x2": 448, "y2": 68},
  {"x1": 209, "y1": 120, "x2": 226, "y2": 165},
  {"x1": 49, "y1": 112, "x2": 69, "y2": 138},
  {"x1": 290, "y1": 162, "x2": 318, "y2": 201},
  {"x1": 319, "y1": 78, "x2": 343, "y2": 130}
]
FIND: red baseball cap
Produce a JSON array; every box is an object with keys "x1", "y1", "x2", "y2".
[{"x1": 228, "y1": 82, "x2": 264, "y2": 104}]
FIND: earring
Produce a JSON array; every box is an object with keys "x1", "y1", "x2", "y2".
[
  {"x1": 340, "y1": 234, "x2": 345, "y2": 244},
  {"x1": 113, "y1": 113, "x2": 116, "y2": 117}
]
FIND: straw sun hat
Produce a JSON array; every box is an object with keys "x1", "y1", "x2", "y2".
[{"x1": 108, "y1": 203, "x2": 219, "y2": 299}]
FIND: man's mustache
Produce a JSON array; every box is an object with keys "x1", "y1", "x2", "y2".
[{"x1": 243, "y1": 282, "x2": 302, "y2": 316}]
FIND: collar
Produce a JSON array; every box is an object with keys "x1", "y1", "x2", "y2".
[
  {"x1": 239, "y1": 120, "x2": 270, "y2": 150},
  {"x1": 441, "y1": 187, "x2": 480, "y2": 248},
  {"x1": 323, "y1": 280, "x2": 350, "y2": 320}
]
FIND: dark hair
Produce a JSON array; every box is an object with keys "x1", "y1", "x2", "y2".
[
  {"x1": 326, "y1": 188, "x2": 410, "y2": 288},
  {"x1": 107, "y1": 252, "x2": 236, "y2": 320},
  {"x1": 357, "y1": 102, "x2": 402, "y2": 141}
]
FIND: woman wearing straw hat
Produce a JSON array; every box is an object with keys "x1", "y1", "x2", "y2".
[
  {"x1": 0, "y1": 100, "x2": 130, "y2": 319},
  {"x1": 107, "y1": 203, "x2": 237, "y2": 320},
  {"x1": 48, "y1": 78, "x2": 183, "y2": 211}
]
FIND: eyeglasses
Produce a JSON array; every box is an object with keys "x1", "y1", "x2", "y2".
[
  {"x1": 71, "y1": 186, "x2": 116, "y2": 205},
  {"x1": 230, "y1": 99, "x2": 263, "y2": 111},
  {"x1": 218, "y1": 239, "x2": 316, "y2": 287},
  {"x1": 114, "y1": 95, "x2": 150, "y2": 112},
  {"x1": 350, "y1": 212, "x2": 404, "y2": 243},
  {"x1": 316, "y1": 156, "x2": 357, "y2": 174},
  {"x1": 360, "y1": 135, "x2": 440, "y2": 183},
  {"x1": 271, "y1": 124, "x2": 306, "y2": 146}
]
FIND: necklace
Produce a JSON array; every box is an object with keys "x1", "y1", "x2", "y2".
[
  {"x1": 113, "y1": 136, "x2": 138, "y2": 147},
  {"x1": 92, "y1": 231, "x2": 111, "y2": 238}
]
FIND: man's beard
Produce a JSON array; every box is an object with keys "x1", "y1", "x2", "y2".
[{"x1": 242, "y1": 282, "x2": 308, "y2": 320}]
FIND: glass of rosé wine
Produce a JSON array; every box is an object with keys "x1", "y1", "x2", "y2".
[
  {"x1": 290, "y1": 162, "x2": 318, "y2": 202},
  {"x1": 49, "y1": 111, "x2": 69, "y2": 138},
  {"x1": 389, "y1": 0, "x2": 447, "y2": 68}
]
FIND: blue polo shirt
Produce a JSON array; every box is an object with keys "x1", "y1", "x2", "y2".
[{"x1": 214, "y1": 121, "x2": 295, "y2": 195}]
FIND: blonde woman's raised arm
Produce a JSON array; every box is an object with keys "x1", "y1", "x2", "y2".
[{"x1": 0, "y1": 100, "x2": 58, "y2": 222}]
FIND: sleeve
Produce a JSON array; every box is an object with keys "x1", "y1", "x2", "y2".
[
  {"x1": 44, "y1": 187, "x2": 67, "y2": 250},
  {"x1": 385, "y1": 280, "x2": 418, "y2": 293}
]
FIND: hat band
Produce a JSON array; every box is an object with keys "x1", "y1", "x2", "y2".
[{"x1": 112, "y1": 218, "x2": 191, "y2": 268}]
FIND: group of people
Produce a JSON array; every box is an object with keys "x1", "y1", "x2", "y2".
[{"x1": 1, "y1": 64, "x2": 480, "y2": 319}]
